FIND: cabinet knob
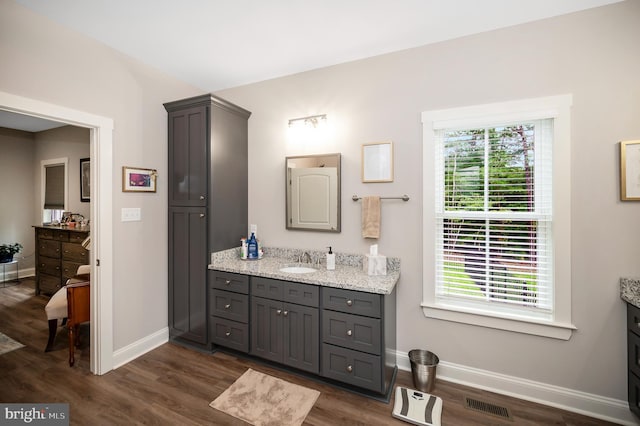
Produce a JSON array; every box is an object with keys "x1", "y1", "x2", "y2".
[
  {"x1": 346, "y1": 299, "x2": 353, "y2": 307},
  {"x1": 225, "y1": 331, "x2": 231, "y2": 337},
  {"x1": 199, "y1": 213, "x2": 205, "y2": 218},
  {"x1": 283, "y1": 311, "x2": 288, "y2": 317},
  {"x1": 276, "y1": 309, "x2": 282, "y2": 315},
  {"x1": 347, "y1": 329, "x2": 352, "y2": 336},
  {"x1": 224, "y1": 304, "x2": 231, "y2": 309},
  {"x1": 346, "y1": 365, "x2": 353, "y2": 373},
  {"x1": 225, "y1": 280, "x2": 231, "y2": 285},
  {"x1": 199, "y1": 195, "x2": 205, "y2": 200}
]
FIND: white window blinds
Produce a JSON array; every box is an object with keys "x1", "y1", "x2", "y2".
[
  {"x1": 435, "y1": 120, "x2": 553, "y2": 318},
  {"x1": 44, "y1": 164, "x2": 65, "y2": 209}
]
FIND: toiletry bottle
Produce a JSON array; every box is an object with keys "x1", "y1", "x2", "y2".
[
  {"x1": 247, "y1": 232, "x2": 258, "y2": 260},
  {"x1": 326, "y1": 246, "x2": 335, "y2": 270},
  {"x1": 240, "y1": 238, "x2": 247, "y2": 260}
]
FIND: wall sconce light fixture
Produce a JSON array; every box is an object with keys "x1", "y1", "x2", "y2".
[{"x1": 288, "y1": 114, "x2": 327, "y2": 128}]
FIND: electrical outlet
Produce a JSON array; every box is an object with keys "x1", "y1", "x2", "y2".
[{"x1": 121, "y1": 207, "x2": 141, "y2": 222}]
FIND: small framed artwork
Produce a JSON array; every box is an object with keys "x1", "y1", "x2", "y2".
[
  {"x1": 122, "y1": 166, "x2": 157, "y2": 193},
  {"x1": 362, "y1": 141, "x2": 394, "y2": 183},
  {"x1": 621, "y1": 140, "x2": 640, "y2": 201},
  {"x1": 80, "y1": 158, "x2": 90, "y2": 202}
]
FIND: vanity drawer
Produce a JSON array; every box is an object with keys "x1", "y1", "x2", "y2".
[
  {"x1": 38, "y1": 239, "x2": 61, "y2": 259},
  {"x1": 211, "y1": 289, "x2": 249, "y2": 323},
  {"x1": 38, "y1": 256, "x2": 61, "y2": 277},
  {"x1": 252, "y1": 277, "x2": 283, "y2": 300},
  {"x1": 321, "y1": 343, "x2": 382, "y2": 393},
  {"x1": 628, "y1": 303, "x2": 640, "y2": 338},
  {"x1": 322, "y1": 310, "x2": 381, "y2": 355},
  {"x1": 210, "y1": 317, "x2": 249, "y2": 353},
  {"x1": 283, "y1": 281, "x2": 319, "y2": 307},
  {"x1": 322, "y1": 287, "x2": 381, "y2": 318},
  {"x1": 62, "y1": 242, "x2": 88, "y2": 263},
  {"x1": 211, "y1": 271, "x2": 249, "y2": 294}
]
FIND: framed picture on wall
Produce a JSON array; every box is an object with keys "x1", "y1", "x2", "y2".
[
  {"x1": 122, "y1": 166, "x2": 157, "y2": 193},
  {"x1": 620, "y1": 140, "x2": 640, "y2": 201},
  {"x1": 362, "y1": 141, "x2": 394, "y2": 183},
  {"x1": 80, "y1": 158, "x2": 90, "y2": 202}
]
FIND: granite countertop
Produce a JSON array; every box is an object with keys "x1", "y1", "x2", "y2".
[
  {"x1": 209, "y1": 247, "x2": 400, "y2": 295},
  {"x1": 621, "y1": 277, "x2": 640, "y2": 309}
]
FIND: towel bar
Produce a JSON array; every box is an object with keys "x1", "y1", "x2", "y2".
[{"x1": 352, "y1": 195, "x2": 410, "y2": 202}]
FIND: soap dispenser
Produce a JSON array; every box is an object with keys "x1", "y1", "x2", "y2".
[{"x1": 326, "y1": 246, "x2": 335, "y2": 270}]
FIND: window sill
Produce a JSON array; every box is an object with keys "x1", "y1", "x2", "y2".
[{"x1": 421, "y1": 302, "x2": 576, "y2": 340}]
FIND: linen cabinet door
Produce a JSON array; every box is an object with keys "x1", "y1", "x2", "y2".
[
  {"x1": 283, "y1": 303, "x2": 319, "y2": 374},
  {"x1": 168, "y1": 206, "x2": 208, "y2": 344}
]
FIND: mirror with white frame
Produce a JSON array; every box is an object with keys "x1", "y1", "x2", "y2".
[{"x1": 286, "y1": 153, "x2": 341, "y2": 232}]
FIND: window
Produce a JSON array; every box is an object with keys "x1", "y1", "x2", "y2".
[
  {"x1": 42, "y1": 158, "x2": 68, "y2": 224},
  {"x1": 422, "y1": 96, "x2": 574, "y2": 340}
]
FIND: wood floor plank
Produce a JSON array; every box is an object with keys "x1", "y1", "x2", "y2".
[{"x1": 0, "y1": 279, "x2": 621, "y2": 425}]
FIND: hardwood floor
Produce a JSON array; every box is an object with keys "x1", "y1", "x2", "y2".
[{"x1": 0, "y1": 279, "x2": 621, "y2": 425}]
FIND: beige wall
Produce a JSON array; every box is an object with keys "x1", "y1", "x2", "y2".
[
  {"x1": 0, "y1": 0, "x2": 201, "y2": 349},
  {"x1": 33, "y1": 125, "x2": 90, "y2": 221},
  {"x1": 218, "y1": 0, "x2": 640, "y2": 401},
  {"x1": 0, "y1": 127, "x2": 35, "y2": 270}
]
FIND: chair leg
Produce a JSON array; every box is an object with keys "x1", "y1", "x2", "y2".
[
  {"x1": 68, "y1": 325, "x2": 75, "y2": 367},
  {"x1": 45, "y1": 319, "x2": 57, "y2": 352}
]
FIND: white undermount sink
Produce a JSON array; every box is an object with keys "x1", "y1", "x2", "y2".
[{"x1": 279, "y1": 265, "x2": 317, "y2": 274}]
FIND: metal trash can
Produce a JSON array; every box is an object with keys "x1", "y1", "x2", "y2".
[{"x1": 409, "y1": 349, "x2": 439, "y2": 393}]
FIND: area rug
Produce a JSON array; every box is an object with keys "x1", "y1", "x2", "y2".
[
  {"x1": 210, "y1": 368, "x2": 320, "y2": 426},
  {"x1": 0, "y1": 331, "x2": 25, "y2": 355}
]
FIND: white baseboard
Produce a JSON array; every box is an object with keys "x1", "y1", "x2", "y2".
[
  {"x1": 112, "y1": 327, "x2": 169, "y2": 370},
  {"x1": 397, "y1": 351, "x2": 638, "y2": 426},
  {"x1": 0, "y1": 267, "x2": 34, "y2": 283}
]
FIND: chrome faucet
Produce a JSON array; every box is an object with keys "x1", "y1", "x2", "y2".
[{"x1": 300, "y1": 252, "x2": 312, "y2": 264}]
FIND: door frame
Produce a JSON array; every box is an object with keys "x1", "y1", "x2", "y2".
[{"x1": 0, "y1": 90, "x2": 114, "y2": 375}]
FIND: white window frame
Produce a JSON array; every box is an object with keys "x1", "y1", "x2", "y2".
[
  {"x1": 421, "y1": 95, "x2": 575, "y2": 340},
  {"x1": 41, "y1": 157, "x2": 68, "y2": 223}
]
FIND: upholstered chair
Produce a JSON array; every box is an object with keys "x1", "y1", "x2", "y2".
[{"x1": 44, "y1": 264, "x2": 90, "y2": 352}]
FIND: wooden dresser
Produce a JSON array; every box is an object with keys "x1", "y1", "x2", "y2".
[{"x1": 34, "y1": 225, "x2": 89, "y2": 296}]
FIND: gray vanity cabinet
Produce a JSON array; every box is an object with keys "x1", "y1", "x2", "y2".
[
  {"x1": 627, "y1": 303, "x2": 640, "y2": 416},
  {"x1": 321, "y1": 287, "x2": 396, "y2": 394},
  {"x1": 250, "y1": 277, "x2": 320, "y2": 374},
  {"x1": 210, "y1": 271, "x2": 250, "y2": 352},
  {"x1": 165, "y1": 94, "x2": 251, "y2": 347}
]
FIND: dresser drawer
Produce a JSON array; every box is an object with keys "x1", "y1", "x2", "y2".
[
  {"x1": 321, "y1": 344, "x2": 382, "y2": 393},
  {"x1": 283, "y1": 282, "x2": 319, "y2": 307},
  {"x1": 322, "y1": 287, "x2": 381, "y2": 318},
  {"x1": 38, "y1": 256, "x2": 61, "y2": 276},
  {"x1": 68, "y1": 232, "x2": 88, "y2": 244},
  {"x1": 39, "y1": 274, "x2": 62, "y2": 294},
  {"x1": 61, "y1": 242, "x2": 88, "y2": 263},
  {"x1": 62, "y1": 261, "x2": 84, "y2": 281},
  {"x1": 211, "y1": 289, "x2": 249, "y2": 323},
  {"x1": 38, "y1": 239, "x2": 61, "y2": 259},
  {"x1": 252, "y1": 277, "x2": 283, "y2": 300},
  {"x1": 210, "y1": 317, "x2": 249, "y2": 353},
  {"x1": 211, "y1": 271, "x2": 249, "y2": 294},
  {"x1": 37, "y1": 228, "x2": 68, "y2": 241},
  {"x1": 322, "y1": 310, "x2": 381, "y2": 355}
]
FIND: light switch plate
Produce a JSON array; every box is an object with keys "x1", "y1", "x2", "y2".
[{"x1": 121, "y1": 207, "x2": 141, "y2": 222}]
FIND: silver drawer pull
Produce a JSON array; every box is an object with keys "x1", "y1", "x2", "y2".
[
  {"x1": 346, "y1": 365, "x2": 353, "y2": 373},
  {"x1": 283, "y1": 311, "x2": 288, "y2": 317},
  {"x1": 225, "y1": 331, "x2": 231, "y2": 337},
  {"x1": 225, "y1": 280, "x2": 231, "y2": 285},
  {"x1": 224, "y1": 304, "x2": 231, "y2": 309},
  {"x1": 276, "y1": 309, "x2": 282, "y2": 315},
  {"x1": 346, "y1": 299, "x2": 353, "y2": 307},
  {"x1": 199, "y1": 195, "x2": 205, "y2": 200},
  {"x1": 347, "y1": 329, "x2": 352, "y2": 336},
  {"x1": 199, "y1": 213, "x2": 205, "y2": 218}
]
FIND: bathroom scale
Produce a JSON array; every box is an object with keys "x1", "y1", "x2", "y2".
[{"x1": 391, "y1": 386, "x2": 442, "y2": 426}]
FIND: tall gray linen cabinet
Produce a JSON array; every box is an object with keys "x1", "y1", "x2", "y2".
[{"x1": 164, "y1": 94, "x2": 251, "y2": 347}]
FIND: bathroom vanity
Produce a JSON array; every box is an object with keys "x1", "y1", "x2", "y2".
[
  {"x1": 209, "y1": 247, "x2": 400, "y2": 398},
  {"x1": 621, "y1": 278, "x2": 640, "y2": 417}
]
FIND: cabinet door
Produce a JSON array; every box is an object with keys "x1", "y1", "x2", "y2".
[
  {"x1": 168, "y1": 106, "x2": 208, "y2": 206},
  {"x1": 283, "y1": 303, "x2": 319, "y2": 374},
  {"x1": 250, "y1": 296, "x2": 283, "y2": 363},
  {"x1": 169, "y1": 206, "x2": 208, "y2": 344}
]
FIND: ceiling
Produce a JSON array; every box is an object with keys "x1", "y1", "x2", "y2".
[{"x1": 14, "y1": 0, "x2": 622, "y2": 92}]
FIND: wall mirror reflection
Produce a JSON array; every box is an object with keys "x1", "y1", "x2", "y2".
[
  {"x1": 362, "y1": 141, "x2": 394, "y2": 182},
  {"x1": 286, "y1": 153, "x2": 341, "y2": 232}
]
